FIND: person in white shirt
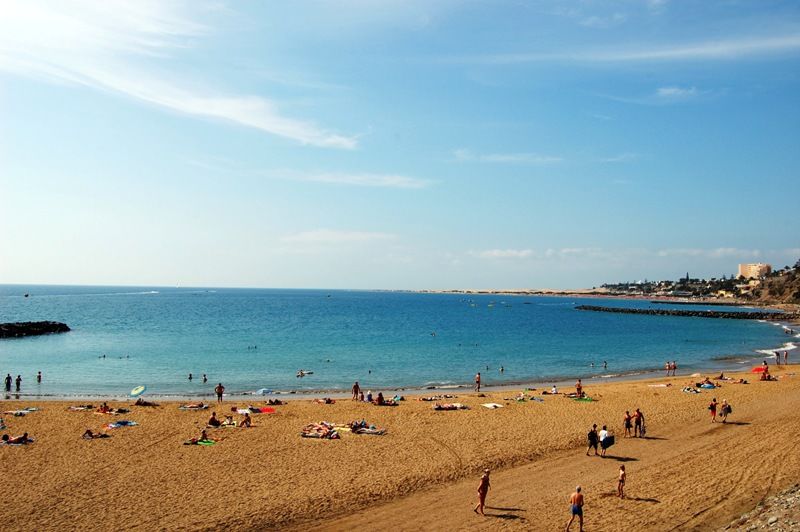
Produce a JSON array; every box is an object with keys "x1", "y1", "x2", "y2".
[{"x1": 598, "y1": 425, "x2": 610, "y2": 457}]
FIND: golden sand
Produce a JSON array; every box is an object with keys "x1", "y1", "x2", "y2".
[{"x1": 2, "y1": 366, "x2": 799, "y2": 531}]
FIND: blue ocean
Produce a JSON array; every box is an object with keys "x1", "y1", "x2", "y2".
[{"x1": 0, "y1": 285, "x2": 795, "y2": 397}]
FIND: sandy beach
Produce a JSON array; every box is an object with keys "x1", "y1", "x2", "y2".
[{"x1": 2, "y1": 364, "x2": 799, "y2": 531}]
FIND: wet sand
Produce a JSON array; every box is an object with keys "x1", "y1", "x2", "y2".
[{"x1": 1, "y1": 365, "x2": 799, "y2": 530}]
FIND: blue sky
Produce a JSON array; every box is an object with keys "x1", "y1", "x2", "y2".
[{"x1": 1, "y1": 0, "x2": 798, "y2": 289}]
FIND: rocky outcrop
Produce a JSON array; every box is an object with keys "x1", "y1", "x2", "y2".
[
  {"x1": 0, "y1": 321, "x2": 71, "y2": 338},
  {"x1": 575, "y1": 305, "x2": 797, "y2": 320},
  {"x1": 721, "y1": 483, "x2": 800, "y2": 531}
]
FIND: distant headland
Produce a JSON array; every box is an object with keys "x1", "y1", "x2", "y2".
[{"x1": 0, "y1": 321, "x2": 71, "y2": 339}]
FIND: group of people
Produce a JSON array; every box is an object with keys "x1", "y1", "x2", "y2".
[
  {"x1": 664, "y1": 361, "x2": 678, "y2": 376},
  {"x1": 585, "y1": 423, "x2": 615, "y2": 457},
  {"x1": 207, "y1": 411, "x2": 251, "y2": 428},
  {"x1": 4, "y1": 372, "x2": 42, "y2": 393},
  {"x1": 622, "y1": 409, "x2": 646, "y2": 438},
  {"x1": 187, "y1": 373, "x2": 209, "y2": 383},
  {"x1": 708, "y1": 398, "x2": 732, "y2": 423}
]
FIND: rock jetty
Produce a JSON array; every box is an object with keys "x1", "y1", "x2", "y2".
[
  {"x1": 575, "y1": 305, "x2": 797, "y2": 320},
  {"x1": 0, "y1": 321, "x2": 71, "y2": 339}
]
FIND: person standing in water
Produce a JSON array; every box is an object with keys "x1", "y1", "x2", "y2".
[
  {"x1": 15, "y1": 375, "x2": 22, "y2": 392},
  {"x1": 203, "y1": 374, "x2": 208, "y2": 383},
  {"x1": 473, "y1": 469, "x2": 490, "y2": 515},
  {"x1": 37, "y1": 371, "x2": 42, "y2": 384},
  {"x1": 214, "y1": 383, "x2": 225, "y2": 403}
]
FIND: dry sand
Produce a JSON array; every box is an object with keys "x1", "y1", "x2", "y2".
[{"x1": 2, "y1": 365, "x2": 799, "y2": 531}]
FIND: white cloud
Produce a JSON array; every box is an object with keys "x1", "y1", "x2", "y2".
[
  {"x1": 600, "y1": 153, "x2": 638, "y2": 163},
  {"x1": 453, "y1": 148, "x2": 562, "y2": 164},
  {"x1": 656, "y1": 248, "x2": 762, "y2": 259},
  {"x1": 453, "y1": 34, "x2": 800, "y2": 64},
  {"x1": 579, "y1": 13, "x2": 627, "y2": 29},
  {"x1": 655, "y1": 86, "x2": 699, "y2": 99},
  {"x1": 0, "y1": 0, "x2": 356, "y2": 149},
  {"x1": 281, "y1": 229, "x2": 394, "y2": 244},
  {"x1": 273, "y1": 170, "x2": 431, "y2": 189},
  {"x1": 472, "y1": 249, "x2": 534, "y2": 259}
]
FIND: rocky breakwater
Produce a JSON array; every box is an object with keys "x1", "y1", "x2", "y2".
[
  {"x1": 575, "y1": 305, "x2": 798, "y2": 320},
  {"x1": 0, "y1": 321, "x2": 71, "y2": 338}
]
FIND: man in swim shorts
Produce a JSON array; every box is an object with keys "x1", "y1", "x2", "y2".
[
  {"x1": 575, "y1": 379, "x2": 583, "y2": 398},
  {"x1": 215, "y1": 383, "x2": 225, "y2": 403},
  {"x1": 618, "y1": 465, "x2": 626, "y2": 498},
  {"x1": 566, "y1": 486, "x2": 584, "y2": 531},
  {"x1": 352, "y1": 381, "x2": 361, "y2": 400},
  {"x1": 475, "y1": 373, "x2": 481, "y2": 392}
]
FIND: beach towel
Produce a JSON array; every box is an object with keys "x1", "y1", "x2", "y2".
[
  {"x1": 433, "y1": 403, "x2": 468, "y2": 411},
  {"x1": 352, "y1": 427, "x2": 386, "y2": 435},
  {"x1": 530, "y1": 396, "x2": 544, "y2": 403},
  {"x1": 184, "y1": 439, "x2": 215, "y2": 446},
  {"x1": 700, "y1": 384, "x2": 716, "y2": 389},
  {"x1": 481, "y1": 403, "x2": 504, "y2": 409},
  {"x1": 3, "y1": 407, "x2": 39, "y2": 416},
  {"x1": 179, "y1": 405, "x2": 209, "y2": 410},
  {"x1": 301, "y1": 422, "x2": 340, "y2": 439},
  {"x1": 1, "y1": 437, "x2": 34, "y2": 446},
  {"x1": 104, "y1": 420, "x2": 138, "y2": 430},
  {"x1": 67, "y1": 405, "x2": 94, "y2": 411},
  {"x1": 573, "y1": 397, "x2": 594, "y2": 402}
]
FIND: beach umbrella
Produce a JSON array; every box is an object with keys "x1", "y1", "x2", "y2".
[{"x1": 130, "y1": 385, "x2": 147, "y2": 397}]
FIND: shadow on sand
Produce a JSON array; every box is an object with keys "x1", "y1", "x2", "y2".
[{"x1": 485, "y1": 506, "x2": 527, "y2": 521}]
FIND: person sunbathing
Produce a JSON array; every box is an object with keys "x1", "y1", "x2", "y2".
[
  {"x1": 266, "y1": 399, "x2": 285, "y2": 405},
  {"x1": 183, "y1": 402, "x2": 205, "y2": 409},
  {"x1": 134, "y1": 398, "x2": 158, "y2": 407},
  {"x1": 82, "y1": 429, "x2": 110, "y2": 439},
  {"x1": 2, "y1": 432, "x2": 32, "y2": 444},
  {"x1": 240, "y1": 412, "x2": 252, "y2": 428},
  {"x1": 207, "y1": 412, "x2": 222, "y2": 427}
]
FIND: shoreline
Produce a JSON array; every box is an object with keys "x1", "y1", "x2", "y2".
[{"x1": 4, "y1": 342, "x2": 795, "y2": 402}]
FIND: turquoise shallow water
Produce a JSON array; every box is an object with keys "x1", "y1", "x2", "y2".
[{"x1": 0, "y1": 285, "x2": 795, "y2": 397}]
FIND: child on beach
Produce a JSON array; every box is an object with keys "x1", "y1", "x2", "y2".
[
  {"x1": 473, "y1": 469, "x2": 490, "y2": 516},
  {"x1": 618, "y1": 465, "x2": 626, "y2": 499}
]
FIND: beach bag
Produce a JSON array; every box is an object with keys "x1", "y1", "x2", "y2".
[
  {"x1": 725, "y1": 405, "x2": 732, "y2": 414},
  {"x1": 601, "y1": 435, "x2": 615, "y2": 449}
]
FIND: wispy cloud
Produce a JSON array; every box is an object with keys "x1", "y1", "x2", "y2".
[
  {"x1": 451, "y1": 34, "x2": 800, "y2": 65},
  {"x1": 453, "y1": 148, "x2": 562, "y2": 164},
  {"x1": 471, "y1": 249, "x2": 534, "y2": 259},
  {"x1": 600, "y1": 153, "x2": 638, "y2": 163},
  {"x1": 656, "y1": 248, "x2": 762, "y2": 259},
  {"x1": 579, "y1": 13, "x2": 627, "y2": 29},
  {"x1": 655, "y1": 86, "x2": 699, "y2": 99},
  {"x1": 281, "y1": 229, "x2": 394, "y2": 244},
  {"x1": 272, "y1": 170, "x2": 431, "y2": 189},
  {"x1": 0, "y1": 1, "x2": 356, "y2": 149}
]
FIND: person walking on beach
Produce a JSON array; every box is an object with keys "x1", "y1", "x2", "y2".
[
  {"x1": 473, "y1": 469, "x2": 490, "y2": 515},
  {"x1": 633, "y1": 408, "x2": 644, "y2": 437},
  {"x1": 599, "y1": 425, "x2": 610, "y2": 457},
  {"x1": 351, "y1": 381, "x2": 361, "y2": 400},
  {"x1": 709, "y1": 398, "x2": 718, "y2": 423},
  {"x1": 720, "y1": 399, "x2": 731, "y2": 423},
  {"x1": 565, "y1": 486, "x2": 584, "y2": 532},
  {"x1": 214, "y1": 383, "x2": 225, "y2": 403},
  {"x1": 623, "y1": 411, "x2": 633, "y2": 437},
  {"x1": 586, "y1": 424, "x2": 599, "y2": 456},
  {"x1": 664, "y1": 361, "x2": 670, "y2": 377},
  {"x1": 15, "y1": 375, "x2": 21, "y2": 392},
  {"x1": 671, "y1": 361, "x2": 678, "y2": 376},
  {"x1": 617, "y1": 465, "x2": 626, "y2": 499},
  {"x1": 475, "y1": 372, "x2": 481, "y2": 392}
]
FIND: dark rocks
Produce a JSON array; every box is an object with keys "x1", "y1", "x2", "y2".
[
  {"x1": 0, "y1": 321, "x2": 71, "y2": 339},
  {"x1": 574, "y1": 305, "x2": 797, "y2": 321}
]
